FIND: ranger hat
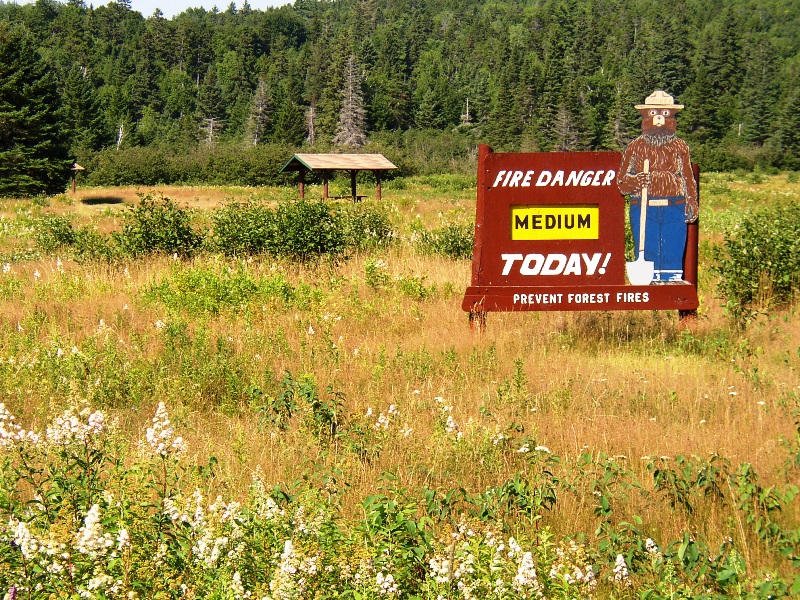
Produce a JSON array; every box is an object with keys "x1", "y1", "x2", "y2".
[{"x1": 635, "y1": 90, "x2": 684, "y2": 110}]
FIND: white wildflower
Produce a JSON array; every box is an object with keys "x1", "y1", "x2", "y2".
[
  {"x1": 144, "y1": 402, "x2": 186, "y2": 457},
  {"x1": 375, "y1": 572, "x2": 398, "y2": 596},
  {"x1": 611, "y1": 554, "x2": 631, "y2": 586},
  {"x1": 513, "y1": 551, "x2": 542, "y2": 596},
  {"x1": 116, "y1": 529, "x2": 130, "y2": 551},
  {"x1": 76, "y1": 505, "x2": 114, "y2": 558}
]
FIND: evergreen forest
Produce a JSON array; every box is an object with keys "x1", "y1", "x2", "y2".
[{"x1": 2, "y1": 0, "x2": 800, "y2": 190}]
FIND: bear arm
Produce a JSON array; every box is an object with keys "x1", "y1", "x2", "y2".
[
  {"x1": 616, "y1": 145, "x2": 642, "y2": 195},
  {"x1": 648, "y1": 171, "x2": 685, "y2": 198}
]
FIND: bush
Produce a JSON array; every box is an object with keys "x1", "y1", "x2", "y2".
[
  {"x1": 416, "y1": 221, "x2": 474, "y2": 260},
  {"x1": 712, "y1": 201, "x2": 800, "y2": 323},
  {"x1": 34, "y1": 216, "x2": 116, "y2": 262},
  {"x1": 337, "y1": 201, "x2": 395, "y2": 251},
  {"x1": 115, "y1": 195, "x2": 202, "y2": 258},
  {"x1": 211, "y1": 201, "x2": 278, "y2": 256},
  {"x1": 34, "y1": 214, "x2": 77, "y2": 253},
  {"x1": 272, "y1": 199, "x2": 346, "y2": 260},
  {"x1": 82, "y1": 143, "x2": 296, "y2": 187}
]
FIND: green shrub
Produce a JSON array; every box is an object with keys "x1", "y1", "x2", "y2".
[
  {"x1": 115, "y1": 195, "x2": 201, "y2": 258},
  {"x1": 712, "y1": 201, "x2": 800, "y2": 323},
  {"x1": 34, "y1": 214, "x2": 77, "y2": 253},
  {"x1": 71, "y1": 227, "x2": 117, "y2": 262},
  {"x1": 272, "y1": 198, "x2": 346, "y2": 260},
  {"x1": 211, "y1": 201, "x2": 278, "y2": 256},
  {"x1": 83, "y1": 144, "x2": 296, "y2": 187},
  {"x1": 84, "y1": 146, "x2": 172, "y2": 186},
  {"x1": 33, "y1": 215, "x2": 118, "y2": 262},
  {"x1": 337, "y1": 201, "x2": 395, "y2": 251},
  {"x1": 416, "y1": 221, "x2": 474, "y2": 260},
  {"x1": 417, "y1": 174, "x2": 477, "y2": 191}
]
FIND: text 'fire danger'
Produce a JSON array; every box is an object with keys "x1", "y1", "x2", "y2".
[{"x1": 491, "y1": 169, "x2": 617, "y2": 188}]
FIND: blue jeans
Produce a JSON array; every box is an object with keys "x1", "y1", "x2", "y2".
[{"x1": 630, "y1": 198, "x2": 687, "y2": 281}]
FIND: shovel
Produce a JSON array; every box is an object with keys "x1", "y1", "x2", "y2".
[{"x1": 626, "y1": 159, "x2": 655, "y2": 286}]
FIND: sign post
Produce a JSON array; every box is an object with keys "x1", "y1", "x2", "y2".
[{"x1": 462, "y1": 144, "x2": 699, "y2": 322}]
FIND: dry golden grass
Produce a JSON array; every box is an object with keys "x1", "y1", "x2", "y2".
[{"x1": 1, "y1": 173, "x2": 799, "y2": 581}]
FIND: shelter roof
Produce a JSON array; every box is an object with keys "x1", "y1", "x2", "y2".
[{"x1": 280, "y1": 153, "x2": 397, "y2": 173}]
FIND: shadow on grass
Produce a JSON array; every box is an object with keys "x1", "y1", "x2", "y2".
[{"x1": 80, "y1": 196, "x2": 125, "y2": 205}]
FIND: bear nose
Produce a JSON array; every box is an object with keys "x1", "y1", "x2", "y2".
[{"x1": 652, "y1": 115, "x2": 665, "y2": 126}]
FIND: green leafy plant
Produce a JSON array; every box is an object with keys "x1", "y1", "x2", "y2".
[
  {"x1": 115, "y1": 194, "x2": 201, "y2": 258},
  {"x1": 210, "y1": 201, "x2": 278, "y2": 256},
  {"x1": 712, "y1": 201, "x2": 800, "y2": 324},
  {"x1": 415, "y1": 221, "x2": 474, "y2": 260}
]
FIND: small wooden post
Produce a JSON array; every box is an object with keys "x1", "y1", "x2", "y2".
[
  {"x1": 469, "y1": 301, "x2": 486, "y2": 333},
  {"x1": 299, "y1": 169, "x2": 306, "y2": 199},
  {"x1": 350, "y1": 170, "x2": 357, "y2": 202},
  {"x1": 70, "y1": 163, "x2": 85, "y2": 194},
  {"x1": 323, "y1": 171, "x2": 329, "y2": 199},
  {"x1": 375, "y1": 170, "x2": 382, "y2": 201}
]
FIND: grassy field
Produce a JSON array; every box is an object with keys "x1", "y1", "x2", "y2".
[{"x1": 0, "y1": 173, "x2": 798, "y2": 599}]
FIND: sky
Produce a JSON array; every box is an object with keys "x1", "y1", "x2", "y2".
[
  {"x1": 9, "y1": 0, "x2": 291, "y2": 19},
  {"x1": 129, "y1": 0, "x2": 291, "y2": 19}
]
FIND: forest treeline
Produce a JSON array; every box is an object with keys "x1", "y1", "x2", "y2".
[{"x1": 1, "y1": 0, "x2": 800, "y2": 189}]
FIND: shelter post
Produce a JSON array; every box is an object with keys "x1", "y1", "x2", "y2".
[
  {"x1": 374, "y1": 170, "x2": 382, "y2": 201},
  {"x1": 298, "y1": 169, "x2": 306, "y2": 199},
  {"x1": 350, "y1": 170, "x2": 357, "y2": 201},
  {"x1": 323, "y1": 171, "x2": 330, "y2": 199}
]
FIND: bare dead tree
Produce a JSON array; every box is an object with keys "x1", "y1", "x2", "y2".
[
  {"x1": 246, "y1": 78, "x2": 271, "y2": 145},
  {"x1": 333, "y1": 55, "x2": 367, "y2": 148}
]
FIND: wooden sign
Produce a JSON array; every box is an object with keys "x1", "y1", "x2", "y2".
[{"x1": 462, "y1": 144, "x2": 699, "y2": 315}]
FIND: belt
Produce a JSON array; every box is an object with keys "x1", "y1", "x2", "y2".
[{"x1": 630, "y1": 196, "x2": 686, "y2": 206}]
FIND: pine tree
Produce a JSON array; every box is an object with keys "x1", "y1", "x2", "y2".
[
  {"x1": 778, "y1": 88, "x2": 800, "y2": 169},
  {"x1": 60, "y1": 65, "x2": 107, "y2": 155},
  {"x1": 0, "y1": 23, "x2": 71, "y2": 196},
  {"x1": 273, "y1": 99, "x2": 305, "y2": 146},
  {"x1": 333, "y1": 54, "x2": 367, "y2": 148},
  {"x1": 739, "y1": 37, "x2": 779, "y2": 146}
]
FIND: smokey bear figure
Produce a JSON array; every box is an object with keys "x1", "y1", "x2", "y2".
[{"x1": 617, "y1": 91, "x2": 698, "y2": 283}]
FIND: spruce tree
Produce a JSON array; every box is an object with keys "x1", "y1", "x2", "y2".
[
  {"x1": 778, "y1": 89, "x2": 800, "y2": 169},
  {"x1": 739, "y1": 38, "x2": 779, "y2": 147},
  {"x1": 0, "y1": 23, "x2": 71, "y2": 197},
  {"x1": 60, "y1": 65, "x2": 107, "y2": 155}
]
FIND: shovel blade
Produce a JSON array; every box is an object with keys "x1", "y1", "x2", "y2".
[{"x1": 626, "y1": 257, "x2": 655, "y2": 286}]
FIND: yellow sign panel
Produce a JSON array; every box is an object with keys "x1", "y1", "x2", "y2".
[{"x1": 511, "y1": 206, "x2": 599, "y2": 240}]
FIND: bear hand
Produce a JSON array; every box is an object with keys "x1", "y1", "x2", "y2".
[
  {"x1": 634, "y1": 172, "x2": 651, "y2": 190},
  {"x1": 685, "y1": 200, "x2": 699, "y2": 223}
]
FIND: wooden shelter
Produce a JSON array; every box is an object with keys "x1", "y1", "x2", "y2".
[{"x1": 279, "y1": 153, "x2": 397, "y2": 201}]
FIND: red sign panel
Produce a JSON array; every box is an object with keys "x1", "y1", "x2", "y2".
[{"x1": 462, "y1": 145, "x2": 699, "y2": 313}]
